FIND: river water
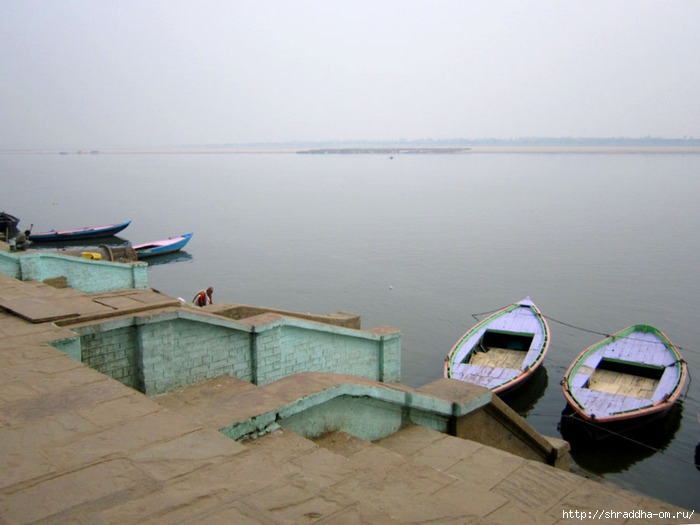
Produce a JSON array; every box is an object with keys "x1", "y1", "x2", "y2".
[{"x1": 3, "y1": 150, "x2": 699, "y2": 510}]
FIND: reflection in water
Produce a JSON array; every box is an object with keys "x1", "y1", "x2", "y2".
[
  {"x1": 500, "y1": 366, "x2": 548, "y2": 417},
  {"x1": 30, "y1": 236, "x2": 193, "y2": 267},
  {"x1": 30, "y1": 235, "x2": 131, "y2": 251},
  {"x1": 559, "y1": 403, "x2": 683, "y2": 475},
  {"x1": 142, "y1": 251, "x2": 193, "y2": 267}
]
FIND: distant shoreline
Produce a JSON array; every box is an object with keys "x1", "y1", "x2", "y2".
[{"x1": 3, "y1": 146, "x2": 700, "y2": 155}]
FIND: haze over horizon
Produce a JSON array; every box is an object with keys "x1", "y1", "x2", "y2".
[{"x1": 2, "y1": 1, "x2": 699, "y2": 150}]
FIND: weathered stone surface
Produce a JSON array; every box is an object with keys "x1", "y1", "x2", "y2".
[{"x1": 0, "y1": 459, "x2": 148, "y2": 524}]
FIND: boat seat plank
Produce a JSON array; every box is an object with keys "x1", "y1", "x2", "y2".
[
  {"x1": 583, "y1": 353, "x2": 603, "y2": 369},
  {"x1": 488, "y1": 367, "x2": 504, "y2": 378},
  {"x1": 652, "y1": 366, "x2": 682, "y2": 403},
  {"x1": 450, "y1": 363, "x2": 520, "y2": 390},
  {"x1": 571, "y1": 373, "x2": 590, "y2": 389},
  {"x1": 571, "y1": 387, "x2": 653, "y2": 417}
]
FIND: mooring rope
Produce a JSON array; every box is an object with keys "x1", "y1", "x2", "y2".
[
  {"x1": 528, "y1": 411, "x2": 699, "y2": 467},
  {"x1": 542, "y1": 315, "x2": 611, "y2": 338},
  {"x1": 467, "y1": 308, "x2": 697, "y2": 459},
  {"x1": 470, "y1": 305, "x2": 509, "y2": 321},
  {"x1": 560, "y1": 413, "x2": 700, "y2": 467}
]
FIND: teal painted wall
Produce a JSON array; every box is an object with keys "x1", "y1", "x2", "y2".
[
  {"x1": 66, "y1": 309, "x2": 402, "y2": 396},
  {"x1": 0, "y1": 251, "x2": 22, "y2": 279},
  {"x1": 219, "y1": 382, "x2": 471, "y2": 442},
  {"x1": 137, "y1": 316, "x2": 252, "y2": 395},
  {"x1": 81, "y1": 323, "x2": 143, "y2": 391},
  {"x1": 71, "y1": 318, "x2": 143, "y2": 391},
  {"x1": 255, "y1": 324, "x2": 401, "y2": 385},
  {"x1": 0, "y1": 251, "x2": 148, "y2": 293},
  {"x1": 279, "y1": 395, "x2": 405, "y2": 441},
  {"x1": 49, "y1": 336, "x2": 82, "y2": 362}
]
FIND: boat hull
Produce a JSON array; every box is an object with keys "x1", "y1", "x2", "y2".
[
  {"x1": 561, "y1": 324, "x2": 687, "y2": 425},
  {"x1": 28, "y1": 221, "x2": 131, "y2": 242},
  {"x1": 444, "y1": 297, "x2": 550, "y2": 394},
  {"x1": 0, "y1": 212, "x2": 20, "y2": 231},
  {"x1": 133, "y1": 232, "x2": 193, "y2": 258}
]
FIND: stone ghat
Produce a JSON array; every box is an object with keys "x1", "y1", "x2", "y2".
[{"x1": 0, "y1": 273, "x2": 692, "y2": 522}]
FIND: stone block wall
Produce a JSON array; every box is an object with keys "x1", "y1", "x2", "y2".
[
  {"x1": 79, "y1": 321, "x2": 143, "y2": 391},
  {"x1": 0, "y1": 251, "x2": 148, "y2": 293},
  {"x1": 379, "y1": 333, "x2": 401, "y2": 383},
  {"x1": 138, "y1": 316, "x2": 252, "y2": 395},
  {"x1": 67, "y1": 308, "x2": 401, "y2": 396},
  {"x1": 252, "y1": 324, "x2": 400, "y2": 385}
]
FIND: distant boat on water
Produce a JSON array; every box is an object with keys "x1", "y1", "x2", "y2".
[
  {"x1": 132, "y1": 232, "x2": 193, "y2": 259},
  {"x1": 0, "y1": 211, "x2": 20, "y2": 231},
  {"x1": 28, "y1": 220, "x2": 131, "y2": 242}
]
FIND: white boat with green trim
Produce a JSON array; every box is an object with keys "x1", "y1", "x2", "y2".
[
  {"x1": 562, "y1": 324, "x2": 687, "y2": 424},
  {"x1": 444, "y1": 297, "x2": 550, "y2": 394}
]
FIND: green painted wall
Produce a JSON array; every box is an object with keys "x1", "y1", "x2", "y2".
[
  {"x1": 81, "y1": 323, "x2": 143, "y2": 391},
  {"x1": 279, "y1": 395, "x2": 405, "y2": 441},
  {"x1": 0, "y1": 251, "x2": 148, "y2": 293},
  {"x1": 137, "y1": 315, "x2": 253, "y2": 395},
  {"x1": 66, "y1": 309, "x2": 401, "y2": 396}
]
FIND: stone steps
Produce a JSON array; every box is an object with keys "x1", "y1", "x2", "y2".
[
  {"x1": 242, "y1": 426, "x2": 488, "y2": 523},
  {"x1": 243, "y1": 424, "x2": 660, "y2": 524},
  {"x1": 313, "y1": 426, "x2": 525, "y2": 522}
]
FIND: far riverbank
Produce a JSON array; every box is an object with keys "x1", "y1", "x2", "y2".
[{"x1": 3, "y1": 146, "x2": 700, "y2": 155}]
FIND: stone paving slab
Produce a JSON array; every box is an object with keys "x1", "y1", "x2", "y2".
[
  {"x1": 0, "y1": 296, "x2": 79, "y2": 322},
  {"x1": 154, "y1": 374, "x2": 259, "y2": 429},
  {"x1": 244, "y1": 425, "x2": 320, "y2": 464},
  {"x1": 1, "y1": 458, "x2": 150, "y2": 525}
]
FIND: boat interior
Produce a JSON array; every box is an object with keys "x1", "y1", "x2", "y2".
[
  {"x1": 466, "y1": 330, "x2": 533, "y2": 369},
  {"x1": 587, "y1": 359, "x2": 663, "y2": 400}
]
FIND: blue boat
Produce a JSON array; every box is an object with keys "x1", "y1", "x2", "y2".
[
  {"x1": 132, "y1": 232, "x2": 193, "y2": 259},
  {"x1": 28, "y1": 220, "x2": 131, "y2": 242}
]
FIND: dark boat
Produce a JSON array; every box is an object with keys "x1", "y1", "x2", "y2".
[
  {"x1": 28, "y1": 220, "x2": 131, "y2": 242},
  {"x1": 0, "y1": 211, "x2": 20, "y2": 231}
]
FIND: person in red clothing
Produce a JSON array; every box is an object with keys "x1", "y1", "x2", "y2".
[{"x1": 193, "y1": 286, "x2": 214, "y2": 307}]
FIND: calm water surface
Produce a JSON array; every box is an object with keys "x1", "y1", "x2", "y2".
[{"x1": 3, "y1": 151, "x2": 700, "y2": 510}]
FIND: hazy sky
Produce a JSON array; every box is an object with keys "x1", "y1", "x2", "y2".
[{"x1": 2, "y1": 1, "x2": 699, "y2": 149}]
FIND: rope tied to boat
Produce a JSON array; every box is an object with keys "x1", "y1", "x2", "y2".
[
  {"x1": 541, "y1": 315, "x2": 612, "y2": 338},
  {"x1": 471, "y1": 305, "x2": 510, "y2": 321}
]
